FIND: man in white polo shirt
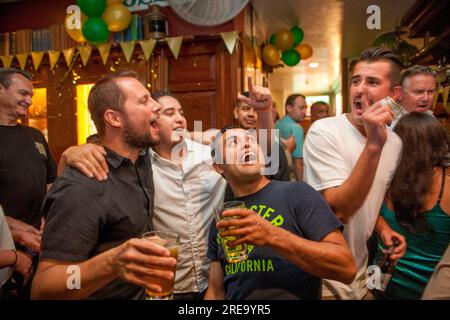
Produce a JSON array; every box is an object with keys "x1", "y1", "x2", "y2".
[{"x1": 304, "y1": 47, "x2": 404, "y2": 300}]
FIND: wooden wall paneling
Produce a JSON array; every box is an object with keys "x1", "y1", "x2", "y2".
[
  {"x1": 149, "y1": 45, "x2": 168, "y2": 92},
  {"x1": 214, "y1": 40, "x2": 242, "y2": 129},
  {"x1": 176, "y1": 91, "x2": 215, "y2": 131},
  {"x1": 167, "y1": 40, "x2": 217, "y2": 92},
  {"x1": 46, "y1": 56, "x2": 77, "y2": 163}
]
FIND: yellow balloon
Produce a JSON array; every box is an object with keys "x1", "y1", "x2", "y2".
[
  {"x1": 262, "y1": 44, "x2": 280, "y2": 67},
  {"x1": 107, "y1": 0, "x2": 123, "y2": 4},
  {"x1": 274, "y1": 29, "x2": 293, "y2": 51},
  {"x1": 64, "y1": 12, "x2": 87, "y2": 43},
  {"x1": 103, "y1": 4, "x2": 131, "y2": 32},
  {"x1": 295, "y1": 43, "x2": 313, "y2": 60}
]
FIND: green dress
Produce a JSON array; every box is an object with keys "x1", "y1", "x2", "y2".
[{"x1": 377, "y1": 170, "x2": 450, "y2": 299}]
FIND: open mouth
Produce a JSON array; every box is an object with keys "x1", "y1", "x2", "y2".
[
  {"x1": 240, "y1": 151, "x2": 257, "y2": 164},
  {"x1": 354, "y1": 97, "x2": 362, "y2": 110},
  {"x1": 150, "y1": 119, "x2": 159, "y2": 130}
]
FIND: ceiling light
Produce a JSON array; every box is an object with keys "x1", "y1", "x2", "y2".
[{"x1": 308, "y1": 62, "x2": 319, "y2": 68}]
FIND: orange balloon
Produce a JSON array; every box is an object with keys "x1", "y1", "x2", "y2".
[
  {"x1": 64, "y1": 12, "x2": 87, "y2": 43},
  {"x1": 295, "y1": 43, "x2": 313, "y2": 60},
  {"x1": 274, "y1": 29, "x2": 294, "y2": 51},
  {"x1": 107, "y1": 0, "x2": 123, "y2": 4},
  {"x1": 262, "y1": 44, "x2": 280, "y2": 67}
]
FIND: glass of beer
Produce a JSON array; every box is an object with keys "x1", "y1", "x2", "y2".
[
  {"x1": 141, "y1": 231, "x2": 179, "y2": 300},
  {"x1": 214, "y1": 201, "x2": 249, "y2": 263}
]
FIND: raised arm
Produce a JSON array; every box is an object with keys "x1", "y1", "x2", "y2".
[{"x1": 307, "y1": 102, "x2": 394, "y2": 223}]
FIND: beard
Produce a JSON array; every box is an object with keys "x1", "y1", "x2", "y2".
[{"x1": 122, "y1": 116, "x2": 159, "y2": 149}]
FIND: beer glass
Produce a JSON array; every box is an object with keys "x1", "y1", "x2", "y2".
[
  {"x1": 214, "y1": 201, "x2": 249, "y2": 263},
  {"x1": 142, "y1": 231, "x2": 179, "y2": 300}
]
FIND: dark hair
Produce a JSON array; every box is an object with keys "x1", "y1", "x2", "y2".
[
  {"x1": 235, "y1": 91, "x2": 250, "y2": 108},
  {"x1": 311, "y1": 101, "x2": 329, "y2": 112},
  {"x1": 389, "y1": 112, "x2": 450, "y2": 233},
  {"x1": 151, "y1": 90, "x2": 178, "y2": 102},
  {"x1": 285, "y1": 94, "x2": 306, "y2": 109},
  {"x1": 401, "y1": 65, "x2": 437, "y2": 87},
  {"x1": 0, "y1": 68, "x2": 32, "y2": 89},
  {"x1": 350, "y1": 47, "x2": 402, "y2": 86},
  {"x1": 210, "y1": 125, "x2": 240, "y2": 161},
  {"x1": 88, "y1": 70, "x2": 138, "y2": 136}
]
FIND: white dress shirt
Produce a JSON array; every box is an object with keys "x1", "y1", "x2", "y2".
[{"x1": 150, "y1": 139, "x2": 226, "y2": 293}]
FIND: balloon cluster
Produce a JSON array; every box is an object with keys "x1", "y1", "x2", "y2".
[
  {"x1": 262, "y1": 26, "x2": 313, "y2": 67},
  {"x1": 65, "y1": 0, "x2": 131, "y2": 44}
]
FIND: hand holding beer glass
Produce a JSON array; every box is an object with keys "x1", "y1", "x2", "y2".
[
  {"x1": 142, "y1": 231, "x2": 179, "y2": 300},
  {"x1": 214, "y1": 201, "x2": 249, "y2": 263}
]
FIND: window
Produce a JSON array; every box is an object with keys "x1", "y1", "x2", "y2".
[
  {"x1": 76, "y1": 84, "x2": 97, "y2": 145},
  {"x1": 29, "y1": 88, "x2": 48, "y2": 140}
]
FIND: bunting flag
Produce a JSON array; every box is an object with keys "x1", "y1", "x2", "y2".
[
  {"x1": 78, "y1": 45, "x2": 93, "y2": 67},
  {"x1": 139, "y1": 39, "x2": 156, "y2": 61},
  {"x1": 97, "y1": 43, "x2": 111, "y2": 65},
  {"x1": 16, "y1": 53, "x2": 28, "y2": 70},
  {"x1": 120, "y1": 41, "x2": 136, "y2": 63},
  {"x1": 62, "y1": 48, "x2": 76, "y2": 67},
  {"x1": 220, "y1": 31, "x2": 239, "y2": 55},
  {"x1": 31, "y1": 52, "x2": 44, "y2": 71},
  {"x1": 0, "y1": 55, "x2": 14, "y2": 68},
  {"x1": 48, "y1": 50, "x2": 61, "y2": 70},
  {"x1": 166, "y1": 36, "x2": 183, "y2": 60}
]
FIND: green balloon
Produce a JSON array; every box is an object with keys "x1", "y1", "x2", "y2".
[
  {"x1": 77, "y1": 0, "x2": 106, "y2": 18},
  {"x1": 281, "y1": 49, "x2": 301, "y2": 66},
  {"x1": 291, "y1": 26, "x2": 304, "y2": 46},
  {"x1": 269, "y1": 33, "x2": 276, "y2": 46},
  {"x1": 82, "y1": 18, "x2": 110, "y2": 44}
]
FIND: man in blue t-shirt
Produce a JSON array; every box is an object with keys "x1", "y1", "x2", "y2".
[
  {"x1": 205, "y1": 126, "x2": 356, "y2": 300},
  {"x1": 275, "y1": 94, "x2": 306, "y2": 180}
]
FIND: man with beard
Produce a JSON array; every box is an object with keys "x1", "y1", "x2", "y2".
[
  {"x1": 32, "y1": 70, "x2": 177, "y2": 300},
  {"x1": 303, "y1": 47, "x2": 404, "y2": 300},
  {"x1": 54, "y1": 77, "x2": 275, "y2": 300}
]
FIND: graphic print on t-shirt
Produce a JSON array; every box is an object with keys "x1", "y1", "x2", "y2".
[{"x1": 216, "y1": 203, "x2": 285, "y2": 276}]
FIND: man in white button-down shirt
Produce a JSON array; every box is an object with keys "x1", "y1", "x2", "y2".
[{"x1": 60, "y1": 78, "x2": 275, "y2": 299}]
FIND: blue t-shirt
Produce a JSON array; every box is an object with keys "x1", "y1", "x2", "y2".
[
  {"x1": 207, "y1": 180, "x2": 343, "y2": 300},
  {"x1": 275, "y1": 115, "x2": 304, "y2": 159}
]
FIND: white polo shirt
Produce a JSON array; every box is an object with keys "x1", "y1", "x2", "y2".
[{"x1": 150, "y1": 139, "x2": 226, "y2": 293}]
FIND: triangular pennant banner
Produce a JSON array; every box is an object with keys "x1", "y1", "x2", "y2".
[
  {"x1": 78, "y1": 45, "x2": 93, "y2": 67},
  {"x1": 97, "y1": 43, "x2": 111, "y2": 65},
  {"x1": 0, "y1": 55, "x2": 14, "y2": 68},
  {"x1": 62, "y1": 48, "x2": 76, "y2": 67},
  {"x1": 48, "y1": 51, "x2": 61, "y2": 70},
  {"x1": 31, "y1": 52, "x2": 44, "y2": 71},
  {"x1": 220, "y1": 31, "x2": 239, "y2": 54},
  {"x1": 166, "y1": 36, "x2": 183, "y2": 60},
  {"x1": 120, "y1": 41, "x2": 135, "y2": 63},
  {"x1": 16, "y1": 53, "x2": 28, "y2": 70},
  {"x1": 139, "y1": 39, "x2": 156, "y2": 61}
]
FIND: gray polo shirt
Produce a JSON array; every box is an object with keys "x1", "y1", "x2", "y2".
[{"x1": 40, "y1": 148, "x2": 154, "y2": 299}]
